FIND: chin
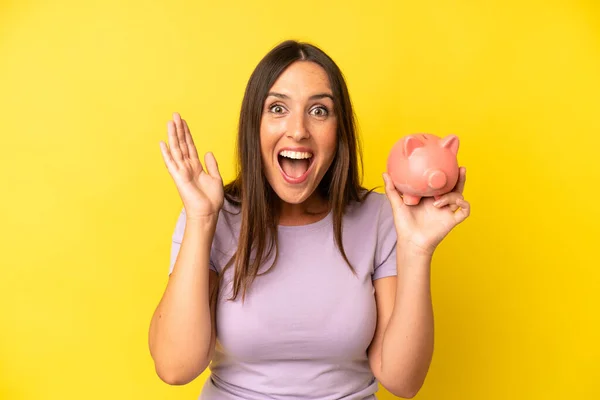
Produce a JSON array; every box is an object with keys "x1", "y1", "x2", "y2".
[{"x1": 270, "y1": 182, "x2": 316, "y2": 205}]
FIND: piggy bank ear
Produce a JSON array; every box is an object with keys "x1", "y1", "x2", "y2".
[
  {"x1": 404, "y1": 135, "x2": 424, "y2": 157},
  {"x1": 440, "y1": 134, "x2": 459, "y2": 155}
]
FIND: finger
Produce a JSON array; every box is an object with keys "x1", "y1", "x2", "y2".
[
  {"x1": 173, "y1": 112, "x2": 189, "y2": 158},
  {"x1": 183, "y1": 119, "x2": 203, "y2": 173},
  {"x1": 433, "y1": 193, "x2": 463, "y2": 208},
  {"x1": 382, "y1": 173, "x2": 404, "y2": 210},
  {"x1": 204, "y1": 152, "x2": 222, "y2": 180},
  {"x1": 453, "y1": 198, "x2": 471, "y2": 224},
  {"x1": 183, "y1": 119, "x2": 200, "y2": 160},
  {"x1": 453, "y1": 166, "x2": 467, "y2": 195},
  {"x1": 159, "y1": 141, "x2": 176, "y2": 174},
  {"x1": 167, "y1": 120, "x2": 183, "y2": 163}
]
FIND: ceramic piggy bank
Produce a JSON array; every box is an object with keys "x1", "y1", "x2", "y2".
[{"x1": 387, "y1": 133, "x2": 460, "y2": 205}]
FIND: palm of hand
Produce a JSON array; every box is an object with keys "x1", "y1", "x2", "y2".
[
  {"x1": 159, "y1": 112, "x2": 224, "y2": 219},
  {"x1": 177, "y1": 165, "x2": 224, "y2": 216}
]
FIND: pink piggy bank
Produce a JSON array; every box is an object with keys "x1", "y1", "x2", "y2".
[{"x1": 387, "y1": 133, "x2": 460, "y2": 205}]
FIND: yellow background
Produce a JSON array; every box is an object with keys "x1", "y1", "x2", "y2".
[{"x1": 1, "y1": 0, "x2": 598, "y2": 399}]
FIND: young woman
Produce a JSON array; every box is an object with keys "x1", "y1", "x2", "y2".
[{"x1": 149, "y1": 40, "x2": 470, "y2": 400}]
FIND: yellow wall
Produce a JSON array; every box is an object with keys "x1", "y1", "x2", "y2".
[{"x1": 1, "y1": 1, "x2": 598, "y2": 399}]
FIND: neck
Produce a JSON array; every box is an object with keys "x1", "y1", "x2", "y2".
[{"x1": 277, "y1": 193, "x2": 330, "y2": 226}]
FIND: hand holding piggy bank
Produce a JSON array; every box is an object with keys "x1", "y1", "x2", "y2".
[{"x1": 387, "y1": 133, "x2": 460, "y2": 205}]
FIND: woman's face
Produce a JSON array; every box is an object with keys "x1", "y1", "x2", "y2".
[{"x1": 260, "y1": 61, "x2": 337, "y2": 206}]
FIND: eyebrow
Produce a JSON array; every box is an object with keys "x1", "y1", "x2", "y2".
[{"x1": 267, "y1": 92, "x2": 334, "y2": 101}]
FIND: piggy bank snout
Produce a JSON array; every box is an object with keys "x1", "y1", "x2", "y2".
[{"x1": 427, "y1": 169, "x2": 447, "y2": 190}]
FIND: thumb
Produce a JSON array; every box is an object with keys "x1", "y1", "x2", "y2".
[
  {"x1": 382, "y1": 173, "x2": 405, "y2": 212},
  {"x1": 204, "y1": 152, "x2": 222, "y2": 180}
]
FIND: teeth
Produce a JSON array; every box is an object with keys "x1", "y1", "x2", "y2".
[{"x1": 279, "y1": 150, "x2": 313, "y2": 160}]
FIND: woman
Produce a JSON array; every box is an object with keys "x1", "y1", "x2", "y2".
[{"x1": 149, "y1": 40, "x2": 470, "y2": 399}]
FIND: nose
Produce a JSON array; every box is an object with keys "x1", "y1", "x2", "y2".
[{"x1": 286, "y1": 112, "x2": 310, "y2": 141}]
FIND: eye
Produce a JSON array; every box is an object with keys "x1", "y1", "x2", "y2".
[
  {"x1": 268, "y1": 104, "x2": 286, "y2": 114},
  {"x1": 310, "y1": 106, "x2": 329, "y2": 117}
]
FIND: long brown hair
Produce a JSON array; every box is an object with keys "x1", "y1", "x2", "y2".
[{"x1": 220, "y1": 40, "x2": 373, "y2": 301}]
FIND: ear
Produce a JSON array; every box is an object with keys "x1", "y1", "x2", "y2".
[
  {"x1": 403, "y1": 135, "x2": 424, "y2": 157},
  {"x1": 440, "y1": 134, "x2": 459, "y2": 155}
]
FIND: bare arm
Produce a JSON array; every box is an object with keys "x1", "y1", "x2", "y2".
[
  {"x1": 149, "y1": 216, "x2": 219, "y2": 385},
  {"x1": 371, "y1": 170, "x2": 470, "y2": 397},
  {"x1": 149, "y1": 112, "x2": 225, "y2": 385},
  {"x1": 368, "y1": 249, "x2": 434, "y2": 399}
]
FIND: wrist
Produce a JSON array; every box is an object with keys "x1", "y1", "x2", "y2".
[
  {"x1": 185, "y1": 215, "x2": 218, "y2": 233},
  {"x1": 396, "y1": 241, "x2": 435, "y2": 261}
]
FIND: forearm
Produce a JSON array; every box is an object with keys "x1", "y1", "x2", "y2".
[
  {"x1": 149, "y1": 216, "x2": 217, "y2": 384},
  {"x1": 380, "y1": 246, "x2": 434, "y2": 395}
]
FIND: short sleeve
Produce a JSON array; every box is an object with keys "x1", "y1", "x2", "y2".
[
  {"x1": 372, "y1": 196, "x2": 398, "y2": 280},
  {"x1": 169, "y1": 208, "x2": 218, "y2": 275}
]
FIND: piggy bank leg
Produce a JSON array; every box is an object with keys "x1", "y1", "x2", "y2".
[{"x1": 403, "y1": 194, "x2": 421, "y2": 205}]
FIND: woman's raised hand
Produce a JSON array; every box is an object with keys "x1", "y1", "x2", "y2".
[{"x1": 159, "y1": 112, "x2": 224, "y2": 220}]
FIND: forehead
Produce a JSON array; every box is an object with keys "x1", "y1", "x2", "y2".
[{"x1": 269, "y1": 61, "x2": 332, "y2": 96}]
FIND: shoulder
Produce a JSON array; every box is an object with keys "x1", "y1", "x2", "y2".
[
  {"x1": 338, "y1": 190, "x2": 396, "y2": 250},
  {"x1": 345, "y1": 189, "x2": 393, "y2": 223},
  {"x1": 346, "y1": 190, "x2": 397, "y2": 245},
  {"x1": 216, "y1": 198, "x2": 243, "y2": 239}
]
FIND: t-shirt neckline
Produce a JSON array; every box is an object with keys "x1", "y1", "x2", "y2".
[{"x1": 276, "y1": 210, "x2": 333, "y2": 233}]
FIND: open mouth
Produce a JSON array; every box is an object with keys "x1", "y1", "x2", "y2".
[{"x1": 277, "y1": 149, "x2": 314, "y2": 184}]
